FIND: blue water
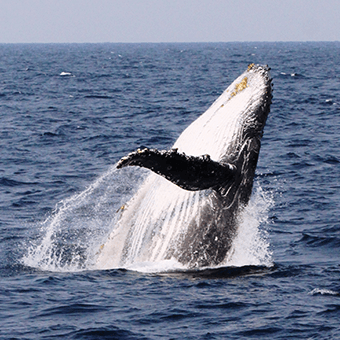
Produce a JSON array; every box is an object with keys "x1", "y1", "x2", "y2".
[{"x1": 1, "y1": 42, "x2": 340, "y2": 339}]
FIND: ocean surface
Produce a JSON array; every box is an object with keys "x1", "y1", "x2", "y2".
[{"x1": 1, "y1": 42, "x2": 340, "y2": 339}]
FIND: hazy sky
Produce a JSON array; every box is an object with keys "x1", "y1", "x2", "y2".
[{"x1": 1, "y1": 0, "x2": 339, "y2": 43}]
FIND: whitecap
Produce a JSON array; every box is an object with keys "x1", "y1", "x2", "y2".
[{"x1": 309, "y1": 288, "x2": 339, "y2": 296}]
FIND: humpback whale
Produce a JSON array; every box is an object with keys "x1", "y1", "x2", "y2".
[{"x1": 97, "y1": 64, "x2": 272, "y2": 269}]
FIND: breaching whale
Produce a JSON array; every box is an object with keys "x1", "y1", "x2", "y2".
[{"x1": 97, "y1": 64, "x2": 272, "y2": 269}]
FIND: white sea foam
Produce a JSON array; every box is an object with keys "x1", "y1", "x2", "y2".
[{"x1": 309, "y1": 288, "x2": 339, "y2": 296}]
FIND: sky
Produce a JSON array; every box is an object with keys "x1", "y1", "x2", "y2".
[{"x1": 1, "y1": 0, "x2": 339, "y2": 43}]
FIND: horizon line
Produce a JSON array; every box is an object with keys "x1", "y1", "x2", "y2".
[{"x1": 0, "y1": 40, "x2": 339, "y2": 45}]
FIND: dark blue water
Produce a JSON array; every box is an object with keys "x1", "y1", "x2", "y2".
[{"x1": 1, "y1": 42, "x2": 340, "y2": 339}]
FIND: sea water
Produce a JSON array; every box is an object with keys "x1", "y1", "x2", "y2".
[{"x1": 1, "y1": 42, "x2": 340, "y2": 339}]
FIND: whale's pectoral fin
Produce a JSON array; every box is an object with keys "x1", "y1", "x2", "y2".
[{"x1": 117, "y1": 148, "x2": 236, "y2": 191}]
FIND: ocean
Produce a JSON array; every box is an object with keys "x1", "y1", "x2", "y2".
[{"x1": 1, "y1": 42, "x2": 340, "y2": 339}]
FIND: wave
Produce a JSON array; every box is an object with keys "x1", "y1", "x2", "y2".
[
  {"x1": 0, "y1": 177, "x2": 38, "y2": 187},
  {"x1": 298, "y1": 233, "x2": 340, "y2": 248},
  {"x1": 310, "y1": 288, "x2": 339, "y2": 296}
]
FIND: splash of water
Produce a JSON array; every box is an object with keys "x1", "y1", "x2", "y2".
[
  {"x1": 226, "y1": 184, "x2": 274, "y2": 267},
  {"x1": 22, "y1": 166, "x2": 147, "y2": 272},
  {"x1": 22, "y1": 164, "x2": 273, "y2": 273}
]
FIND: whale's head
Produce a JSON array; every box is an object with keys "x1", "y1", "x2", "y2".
[
  {"x1": 173, "y1": 64, "x2": 272, "y2": 163},
  {"x1": 231, "y1": 64, "x2": 272, "y2": 142}
]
